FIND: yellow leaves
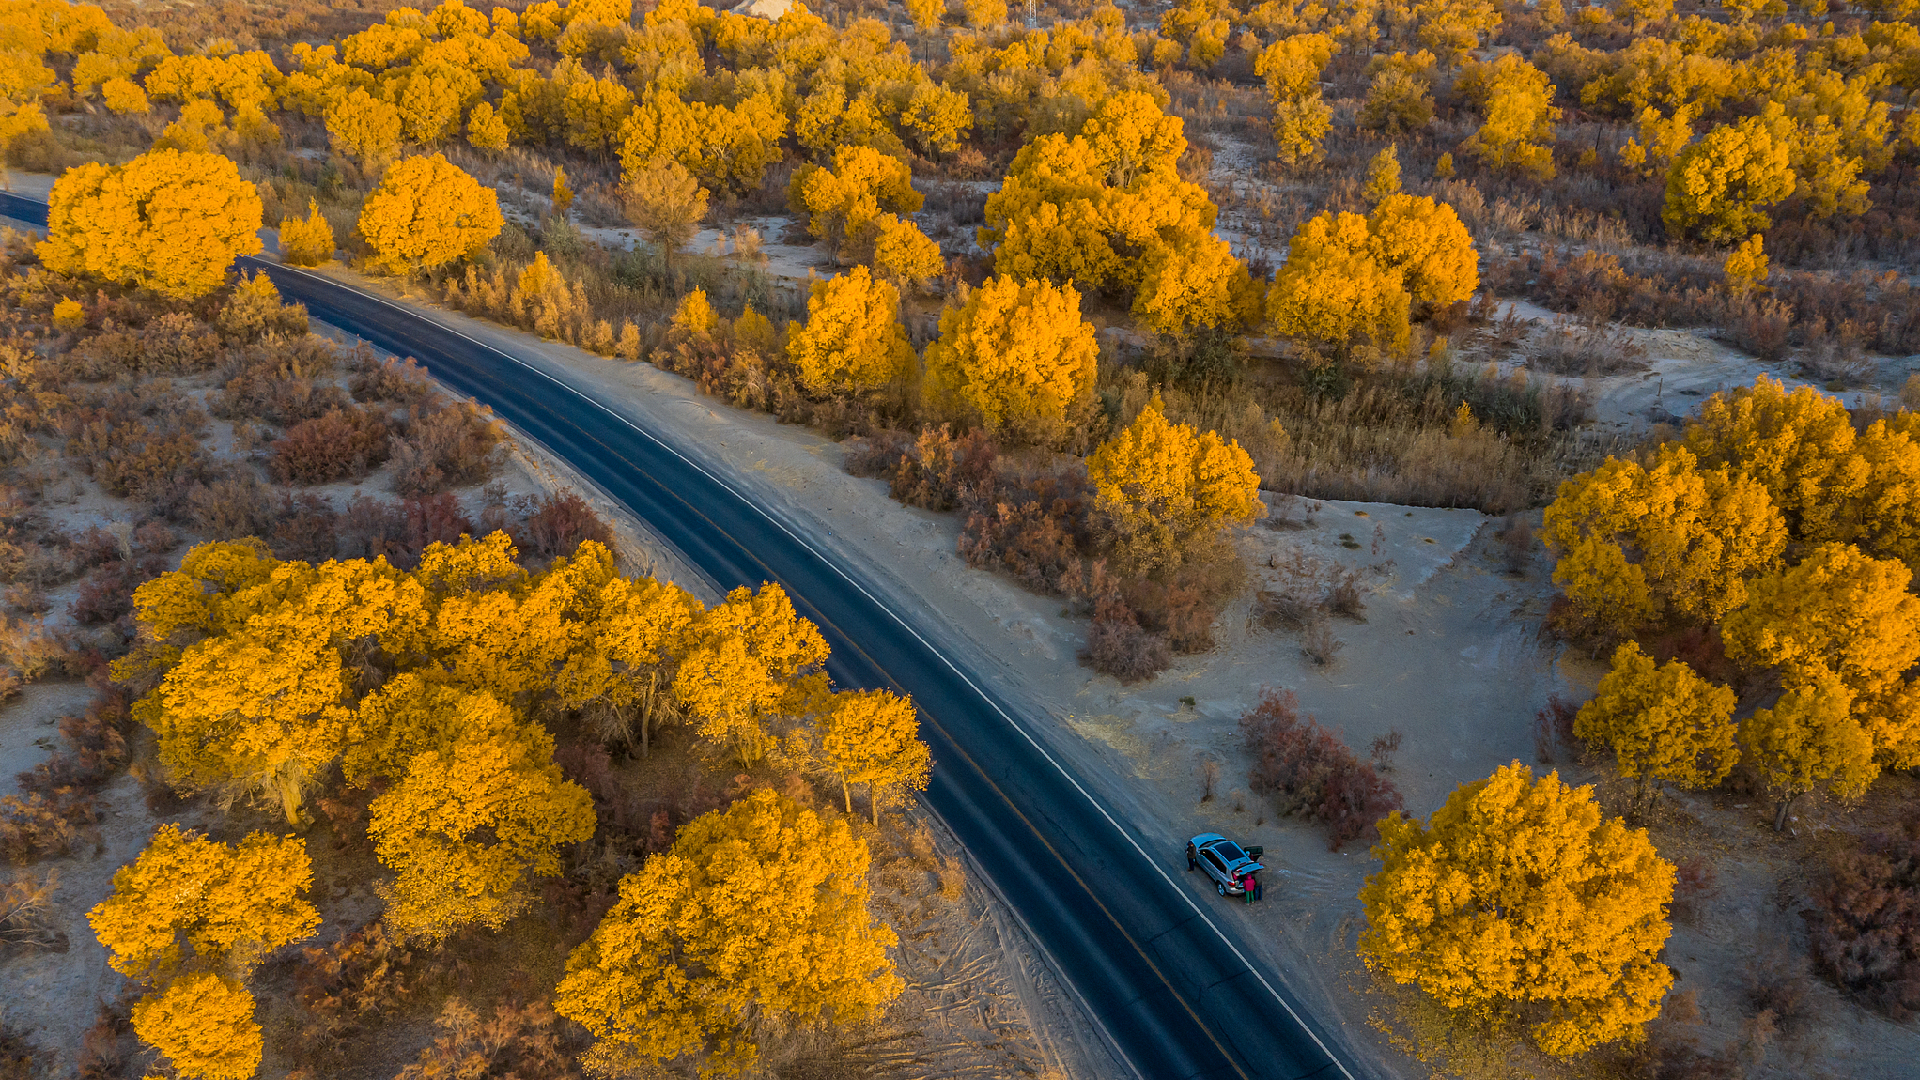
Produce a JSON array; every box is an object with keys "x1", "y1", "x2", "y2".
[
  {"x1": 325, "y1": 86, "x2": 403, "y2": 166},
  {"x1": 278, "y1": 198, "x2": 335, "y2": 266},
  {"x1": 1255, "y1": 34, "x2": 1336, "y2": 167},
  {"x1": 788, "y1": 265, "x2": 915, "y2": 397},
  {"x1": 89, "y1": 826, "x2": 318, "y2": 984},
  {"x1": 1366, "y1": 192, "x2": 1479, "y2": 307},
  {"x1": 465, "y1": 99, "x2": 508, "y2": 152},
  {"x1": 1266, "y1": 211, "x2": 1409, "y2": 355},
  {"x1": 1132, "y1": 228, "x2": 1256, "y2": 337},
  {"x1": 1723, "y1": 233, "x2": 1767, "y2": 294},
  {"x1": 672, "y1": 286, "x2": 718, "y2": 337},
  {"x1": 1541, "y1": 445, "x2": 1786, "y2": 634},
  {"x1": 1088, "y1": 393, "x2": 1262, "y2": 573},
  {"x1": 673, "y1": 583, "x2": 829, "y2": 766},
  {"x1": 1079, "y1": 89, "x2": 1188, "y2": 188},
  {"x1": 622, "y1": 155, "x2": 709, "y2": 267},
  {"x1": 1457, "y1": 53, "x2": 1560, "y2": 180},
  {"x1": 358, "y1": 152, "x2": 503, "y2": 275},
  {"x1": 368, "y1": 692, "x2": 594, "y2": 941},
  {"x1": 871, "y1": 213, "x2": 943, "y2": 288},
  {"x1": 1363, "y1": 144, "x2": 1401, "y2": 204},
  {"x1": 1573, "y1": 642, "x2": 1738, "y2": 791},
  {"x1": 901, "y1": 79, "x2": 972, "y2": 158},
  {"x1": 1682, "y1": 375, "x2": 1867, "y2": 541},
  {"x1": 39, "y1": 149, "x2": 263, "y2": 300},
  {"x1": 1741, "y1": 677, "x2": 1877, "y2": 806},
  {"x1": 130, "y1": 972, "x2": 262, "y2": 1080},
  {"x1": 819, "y1": 689, "x2": 930, "y2": 822},
  {"x1": 1358, "y1": 762, "x2": 1674, "y2": 1058},
  {"x1": 1723, "y1": 542, "x2": 1920, "y2": 766},
  {"x1": 617, "y1": 84, "x2": 786, "y2": 194},
  {"x1": 556, "y1": 789, "x2": 902, "y2": 1076},
  {"x1": 922, "y1": 274, "x2": 1099, "y2": 440},
  {"x1": 793, "y1": 145, "x2": 921, "y2": 252},
  {"x1": 1661, "y1": 115, "x2": 1796, "y2": 243},
  {"x1": 100, "y1": 75, "x2": 148, "y2": 114}
]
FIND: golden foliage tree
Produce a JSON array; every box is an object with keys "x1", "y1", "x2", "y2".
[
  {"x1": 622, "y1": 155, "x2": 708, "y2": 271},
  {"x1": 1087, "y1": 394, "x2": 1263, "y2": 573},
  {"x1": 1742, "y1": 678, "x2": 1877, "y2": 831},
  {"x1": 1255, "y1": 34, "x2": 1337, "y2": 167},
  {"x1": 788, "y1": 265, "x2": 915, "y2": 397},
  {"x1": 819, "y1": 689, "x2": 932, "y2": 824},
  {"x1": 551, "y1": 574, "x2": 705, "y2": 756},
  {"x1": 1367, "y1": 193, "x2": 1479, "y2": 307},
  {"x1": 555, "y1": 789, "x2": 903, "y2": 1076},
  {"x1": 1133, "y1": 230, "x2": 1258, "y2": 337},
  {"x1": 466, "y1": 99, "x2": 509, "y2": 153},
  {"x1": 1359, "y1": 762, "x2": 1675, "y2": 1057},
  {"x1": 792, "y1": 145, "x2": 923, "y2": 257},
  {"x1": 1681, "y1": 376, "x2": 1866, "y2": 543},
  {"x1": 1363, "y1": 144, "x2": 1402, "y2": 204},
  {"x1": 1266, "y1": 211, "x2": 1409, "y2": 355},
  {"x1": 325, "y1": 86, "x2": 404, "y2": 168},
  {"x1": 39, "y1": 149, "x2": 263, "y2": 300},
  {"x1": 130, "y1": 972, "x2": 263, "y2": 1080},
  {"x1": 1722, "y1": 542, "x2": 1920, "y2": 768},
  {"x1": 1573, "y1": 642, "x2": 1739, "y2": 807},
  {"x1": 1541, "y1": 445, "x2": 1786, "y2": 635},
  {"x1": 871, "y1": 213, "x2": 944, "y2": 288},
  {"x1": 1457, "y1": 54, "x2": 1560, "y2": 179},
  {"x1": 359, "y1": 152, "x2": 503, "y2": 275},
  {"x1": 278, "y1": 198, "x2": 335, "y2": 266},
  {"x1": 1662, "y1": 116, "x2": 1796, "y2": 244},
  {"x1": 901, "y1": 79, "x2": 972, "y2": 158},
  {"x1": 551, "y1": 164, "x2": 574, "y2": 221},
  {"x1": 922, "y1": 275, "x2": 1100, "y2": 440},
  {"x1": 1723, "y1": 233, "x2": 1767, "y2": 294},
  {"x1": 673, "y1": 583, "x2": 830, "y2": 767}
]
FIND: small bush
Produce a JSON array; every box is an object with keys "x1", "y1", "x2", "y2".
[
  {"x1": 0, "y1": 870, "x2": 64, "y2": 953},
  {"x1": 181, "y1": 473, "x2": 279, "y2": 539},
  {"x1": 1084, "y1": 596, "x2": 1171, "y2": 683},
  {"x1": 1240, "y1": 688, "x2": 1402, "y2": 850},
  {"x1": 212, "y1": 339, "x2": 348, "y2": 424},
  {"x1": 63, "y1": 313, "x2": 222, "y2": 380},
  {"x1": 1806, "y1": 825, "x2": 1920, "y2": 1019},
  {"x1": 885, "y1": 425, "x2": 999, "y2": 511},
  {"x1": 396, "y1": 999, "x2": 580, "y2": 1080},
  {"x1": 270, "y1": 493, "x2": 340, "y2": 561},
  {"x1": 512, "y1": 491, "x2": 611, "y2": 559},
  {"x1": 67, "y1": 555, "x2": 167, "y2": 629},
  {"x1": 390, "y1": 402, "x2": 504, "y2": 496},
  {"x1": 350, "y1": 355, "x2": 435, "y2": 407},
  {"x1": 338, "y1": 494, "x2": 473, "y2": 569},
  {"x1": 0, "y1": 791, "x2": 94, "y2": 864},
  {"x1": 270, "y1": 407, "x2": 391, "y2": 484}
]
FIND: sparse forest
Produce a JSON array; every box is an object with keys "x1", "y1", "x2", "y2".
[{"x1": 6, "y1": 0, "x2": 1920, "y2": 1075}]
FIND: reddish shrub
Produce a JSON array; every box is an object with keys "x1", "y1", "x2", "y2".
[
  {"x1": 390, "y1": 401, "x2": 504, "y2": 497},
  {"x1": 1240, "y1": 689, "x2": 1402, "y2": 851},
  {"x1": 270, "y1": 407, "x2": 390, "y2": 484},
  {"x1": 211, "y1": 339, "x2": 348, "y2": 424},
  {"x1": 180, "y1": 473, "x2": 278, "y2": 539},
  {"x1": 887, "y1": 425, "x2": 999, "y2": 511},
  {"x1": 67, "y1": 556, "x2": 167, "y2": 628},
  {"x1": 512, "y1": 491, "x2": 611, "y2": 559},
  {"x1": 270, "y1": 493, "x2": 340, "y2": 562},
  {"x1": 349, "y1": 355, "x2": 435, "y2": 407},
  {"x1": 1805, "y1": 825, "x2": 1920, "y2": 1019},
  {"x1": 338, "y1": 494, "x2": 473, "y2": 569},
  {"x1": 1671, "y1": 855, "x2": 1720, "y2": 923},
  {"x1": 1084, "y1": 596, "x2": 1170, "y2": 683}
]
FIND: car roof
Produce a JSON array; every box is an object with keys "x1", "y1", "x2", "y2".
[{"x1": 1190, "y1": 833, "x2": 1227, "y2": 847}]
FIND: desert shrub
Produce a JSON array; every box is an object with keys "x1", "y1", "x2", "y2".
[
  {"x1": 217, "y1": 272, "x2": 310, "y2": 344},
  {"x1": 180, "y1": 473, "x2": 279, "y2": 539},
  {"x1": 390, "y1": 402, "x2": 504, "y2": 496},
  {"x1": 338, "y1": 494, "x2": 473, "y2": 569},
  {"x1": 395, "y1": 999, "x2": 581, "y2": 1080},
  {"x1": 0, "y1": 791, "x2": 95, "y2": 865},
  {"x1": 511, "y1": 491, "x2": 611, "y2": 559},
  {"x1": 63, "y1": 392, "x2": 214, "y2": 505},
  {"x1": 1806, "y1": 825, "x2": 1920, "y2": 1019},
  {"x1": 1240, "y1": 688, "x2": 1402, "y2": 850},
  {"x1": 1084, "y1": 596, "x2": 1171, "y2": 682},
  {"x1": 350, "y1": 355, "x2": 436, "y2": 407},
  {"x1": 211, "y1": 339, "x2": 348, "y2": 424},
  {"x1": 67, "y1": 555, "x2": 167, "y2": 629},
  {"x1": 0, "y1": 869, "x2": 64, "y2": 954},
  {"x1": 955, "y1": 461, "x2": 1091, "y2": 595},
  {"x1": 270, "y1": 493, "x2": 340, "y2": 561},
  {"x1": 1530, "y1": 315, "x2": 1648, "y2": 376},
  {"x1": 869, "y1": 426, "x2": 1000, "y2": 511},
  {"x1": 62, "y1": 313, "x2": 223, "y2": 380},
  {"x1": 270, "y1": 407, "x2": 391, "y2": 484}
]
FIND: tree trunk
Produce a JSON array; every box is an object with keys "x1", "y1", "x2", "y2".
[
  {"x1": 277, "y1": 770, "x2": 308, "y2": 829},
  {"x1": 871, "y1": 784, "x2": 881, "y2": 827},
  {"x1": 843, "y1": 777, "x2": 852, "y2": 816},
  {"x1": 1774, "y1": 792, "x2": 1799, "y2": 833},
  {"x1": 639, "y1": 672, "x2": 656, "y2": 758}
]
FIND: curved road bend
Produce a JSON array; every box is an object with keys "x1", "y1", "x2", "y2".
[{"x1": 0, "y1": 192, "x2": 1359, "y2": 1080}]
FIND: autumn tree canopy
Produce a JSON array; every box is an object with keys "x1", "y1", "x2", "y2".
[
  {"x1": 1087, "y1": 395, "x2": 1264, "y2": 573},
  {"x1": 788, "y1": 265, "x2": 915, "y2": 397},
  {"x1": 39, "y1": 149, "x2": 263, "y2": 299},
  {"x1": 1574, "y1": 642, "x2": 1739, "y2": 806},
  {"x1": 1359, "y1": 763, "x2": 1675, "y2": 1057},
  {"x1": 555, "y1": 789, "x2": 904, "y2": 1075},
  {"x1": 922, "y1": 275, "x2": 1100, "y2": 442},
  {"x1": 359, "y1": 152, "x2": 504, "y2": 274}
]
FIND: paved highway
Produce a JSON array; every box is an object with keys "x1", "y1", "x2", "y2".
[{"x1": 1, "y1": 192, "x2": 1361, "y2": 1080}]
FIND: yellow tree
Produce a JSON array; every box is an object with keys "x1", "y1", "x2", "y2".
[
  {"x1": 922, "y1": 275, "x2": 1100, "y2": 440},
  {"x1": 555, "y1": 789, "x2": 903, "y2": 1076},
  {"x1": 1359, "y1": 762, "x2": 1675, "y2": 1056},
  {"x1": 1723, "y1": 234, "x2": 1767, "y2": 294},
  {"x1": 130, "y1": 972, "x2": 263, "y2": 1080},
  {"x1": 787, "y1": 265, "x2": 915, "y2": 397},
  {"x1": 89, "y1": 826, "x2": 318, "y2": 1080},
  {"x1": 1457, "y1": 54, "x2": 1560, "y2": 180},
  {"x1": 325, "y1": 86, "x2": 404, "y2": 168},
  {"x1": 872, "y1": 213, "x2": 944, "y2": 289},
  {"x1": 1541, "y1": 445, "x2": 1786, "y2": 635},
  {"x1": 467, "y1": 99, "x2": 509, "y2": 152},
  {"x1": 1742, "y1": 678, "x2": 1876, "y2": 831},
  {"x1": 906, "y1": 0, "x2": 943, "y2": 32},
  {"x1": 1133, "y1": 230, "x2": 1257, "y2": 338},
  {"x1": 1722, "y1": 542, "x2": 1920, "y2": 768},
  {"x1": 622, "y1": 155, "x2": 708, "y2": 271},
  {"x1": 365, "y1": 687, "x2": 596, "y2": 941},
  {"x1": 1087, "y1": 394, "x2": 1263, "y2": 573},
  {"x1": 1255, "y1": 34, "x2": 1337, "y2": 167},
  {"x1": 901, "y1": 80, "x2": 972, "y2": 158},
  {"x1": 792, "y1": 145, "x2": 923, "y2": 256},
  {"x1": 1681, "y1": 376, "x2": 1867, "y2": 543},
  {"x1": 551, "y1": 164, "x2": 574, "y2": 221},
  {"x1": 1573, "y1": 642, "x2": 1739, "y2": 809},
  {"x1": 359, "y1": 152, "x2": 503, "y2": 275},
  {"x1": 552, "y1": 574, "x2": 706, "y2": 756},
  {"x1": 1360, "y1": 51, "x2": 1436, "y2": 135},
  {"x1": 1367, "y1": 193, "x2": 1479, "y2": 307},
  {"x1": 1266, "y1": 211, "x2": 1409, "y2": 355},
  {"x1": 818, "y1": 689, "x2": 932, "y2": 824},
  {"x1": 673, "y1": 583, "x2": 830, "y2": 767},
  {"x1": 1363, "y1": 144, "x2": 1402, "y2": 204},
  {"x1": 1662, "y1": 116, "x2": 1796, "y2": 244},
  {"x1": 278, "y1": 198, "x2": 335, "y2": 266},
  {"x1": 38, "y1": 149, "x2": 263, "y2": 300}
]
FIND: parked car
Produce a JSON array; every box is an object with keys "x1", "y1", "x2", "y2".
[{"x1": 1186, "y1": 833, "x2": 1265, "y2": 901}]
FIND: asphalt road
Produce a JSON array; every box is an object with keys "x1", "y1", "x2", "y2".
[{"x1": 1, "y1": 192, "x2": 1360, "y2": 1080}]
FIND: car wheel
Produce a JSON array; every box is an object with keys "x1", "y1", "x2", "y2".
[{"x1": 1216, "y1": 881, "x2": 1227, "y2": 897}]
